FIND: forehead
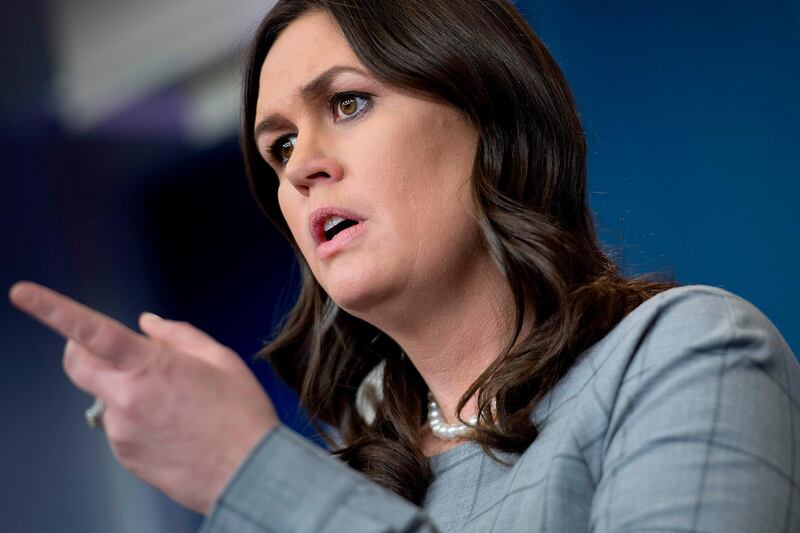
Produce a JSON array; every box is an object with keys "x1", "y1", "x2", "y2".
[{"x1": 258, "y1": 11, "x2": 362, "y2": 109}]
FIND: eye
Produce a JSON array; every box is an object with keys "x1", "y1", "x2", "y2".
[
  {"x1": 332, "y1": 93, "x2": 371, "y2": 121},
  {"x1": 266, "y1": 93, "x2": 371, "y2": 167},
  {"x1": 269, "y1": 133, "x2": 297, "y2": 166}
]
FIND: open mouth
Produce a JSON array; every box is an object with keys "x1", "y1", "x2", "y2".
[
  {"x1": 323, "y1": 215, "x2": 359, "y2": 242},
  {"x1": 309, "y1": 207, "x2": 366, "y2": 249}
]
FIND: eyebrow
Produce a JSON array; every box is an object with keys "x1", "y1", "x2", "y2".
[{"x1": 254, "y1": 65, "x2": 369, "y2": 140}]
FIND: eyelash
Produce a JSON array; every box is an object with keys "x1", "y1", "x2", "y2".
[{"x1": 267, "y1": 91, "x2": 373, "y2": 166}]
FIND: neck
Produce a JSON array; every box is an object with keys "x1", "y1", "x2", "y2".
[{"x1": 358, "y1": 255, "x2": 516, "y2": 425}]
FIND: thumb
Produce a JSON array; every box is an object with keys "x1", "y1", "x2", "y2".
[{"x1": 139, "y1": 312, "x2": 228, "y2": 361}]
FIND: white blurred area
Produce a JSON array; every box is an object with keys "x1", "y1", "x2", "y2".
[{"x1": 47, "y1": 0, "x2": 277, "y2": 145}]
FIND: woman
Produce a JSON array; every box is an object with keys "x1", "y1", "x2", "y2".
[{"x1": 10, "y1": 0, "x2": 799, "y2": 531}]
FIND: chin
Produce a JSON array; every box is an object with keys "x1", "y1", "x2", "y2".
[
  {"x1": 321, "y1": 268, "x2": 396, "y2": 320},
  {"x1": 324, "y1": 275, "x2": 380, "y2": 314}
]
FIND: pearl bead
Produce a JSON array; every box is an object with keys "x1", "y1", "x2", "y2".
[{"x1": 426, "y1": 391, "x2": 477, "y2": 441}]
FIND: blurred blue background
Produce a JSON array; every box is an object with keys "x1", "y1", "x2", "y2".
[{"x1": 1, "y1": 0, "x2": 797, "y2": 531}]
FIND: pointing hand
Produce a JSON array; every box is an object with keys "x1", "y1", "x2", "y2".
[{"x1": 9, "y1": 281, "x2": 278, "y2": 515}]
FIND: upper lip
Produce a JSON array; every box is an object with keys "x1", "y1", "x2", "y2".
[{"x1": 309, "y1": 207, "x2": 366, "y2": 246}]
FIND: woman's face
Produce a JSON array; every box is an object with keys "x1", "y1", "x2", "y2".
[{"x1": 255, "y1": 11, "x2": 483, "y2": 317}]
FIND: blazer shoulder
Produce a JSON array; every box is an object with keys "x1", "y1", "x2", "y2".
[
  {"x1": 571, "y1": 284, "x2": 798, "y2": 404},
  {"x1": 627, "y1": 284, "x2": 764, "y2": 324},
  {"x1": 622, "y1": 284, "x2": 789, "y2": 356}
]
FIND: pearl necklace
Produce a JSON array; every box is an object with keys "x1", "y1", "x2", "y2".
[{"x1": 426, "y1": 392, "x2": 479, "y2": 441}]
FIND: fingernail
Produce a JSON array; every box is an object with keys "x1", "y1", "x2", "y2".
[{"x1": 142, "y1": 311, "x2": 163, "y2": 323}]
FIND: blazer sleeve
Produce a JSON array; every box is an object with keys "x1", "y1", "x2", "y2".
[
  {"x1": 200, "y1": 424, "x2": 439, "y2": 533},
  {"x1": 590, "y1": 289, "x2": 800, "y2": 532}
]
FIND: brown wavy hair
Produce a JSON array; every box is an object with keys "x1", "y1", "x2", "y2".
[{"x1": 241, "y1": 0, "x2": 675, "y2": 504}]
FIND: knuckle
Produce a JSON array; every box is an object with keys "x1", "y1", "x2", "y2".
[
  {"x1": 76, "y1": 315, "x2": 100, "y2": 347},
  {"x1": 114, "y1": 388, "x2": 138, "y2": 416},
  {"x1": 94, "y1": 323, "x2": 119, "y2": 353},
  {"x1": 62, "y1": 342, "x2": 91, "y2": 388},
  {"x1": 82, "y1": 319, "x2": 126, "y2": 359},
  {"x1": 62, "y1": 341, "x2": 78, "y2": 373},
  {"x1": 114, "y1": 384, "x2": 151, "y2": 426}
]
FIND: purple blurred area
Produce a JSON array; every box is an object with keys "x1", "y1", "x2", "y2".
[{"x1": 1, "y1": 0, "x2": 797, "y2": 532}]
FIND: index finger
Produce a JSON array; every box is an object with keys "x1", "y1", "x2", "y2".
[{"x1": 9, "y1": 281, "x2": 151, "y2": 369}]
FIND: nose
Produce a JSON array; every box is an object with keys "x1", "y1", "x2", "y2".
[{"x1": 283, "y1": 132, "x2": 344, "y2": 196}]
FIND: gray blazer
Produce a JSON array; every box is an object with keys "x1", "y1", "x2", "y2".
[{"x1": 201, "y1": 285, "x2": 800, "y2": 532}]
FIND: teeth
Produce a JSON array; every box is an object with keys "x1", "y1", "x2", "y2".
[{"x1": 323, "y1": 216, "x2": 346, "y2": 232}]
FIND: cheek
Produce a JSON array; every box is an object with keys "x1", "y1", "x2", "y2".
[{"x1": 368, "y1": 112, "x2": 477, "y2": 244}]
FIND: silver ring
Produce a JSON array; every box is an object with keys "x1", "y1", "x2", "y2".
[{"x1": 85, "y1": 398, "x2": 105, "y2": 429}]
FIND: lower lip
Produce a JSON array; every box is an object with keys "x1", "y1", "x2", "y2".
[{"x1": 316, "y1": 221, "x2": 366, "y2": 260}]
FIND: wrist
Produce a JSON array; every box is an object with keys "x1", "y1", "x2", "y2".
[{"x1": 203, "y1": 419, "x2": 278, "y2": 515}]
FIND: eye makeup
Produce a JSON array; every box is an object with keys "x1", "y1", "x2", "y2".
[{"x1": 265, "y1": 90, "x2": 374, "y2": 167}]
